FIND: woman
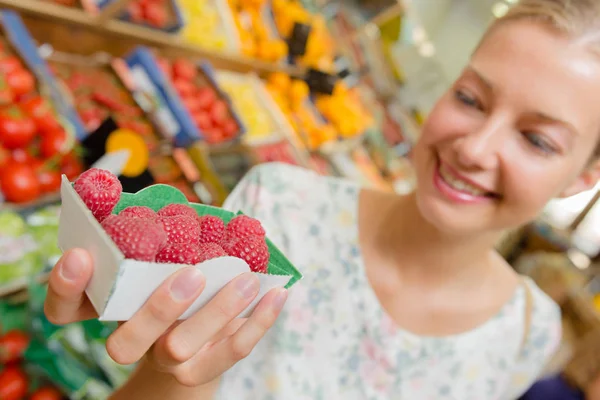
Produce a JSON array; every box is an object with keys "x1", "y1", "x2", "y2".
[{"x1": 44, "y1": 0, "x2": 600, "y2": 398}]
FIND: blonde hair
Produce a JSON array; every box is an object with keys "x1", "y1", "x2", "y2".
[
  {"x1": 490, "y1": 0, "x2": 600, "y2": 156},
  {"x1": 496, "y1": 0, "x2": 600, "y2": 51}
]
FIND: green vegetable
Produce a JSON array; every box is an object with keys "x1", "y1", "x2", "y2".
[{"x1": 0, "y1": 212, "x2": 26, "y2": 237}]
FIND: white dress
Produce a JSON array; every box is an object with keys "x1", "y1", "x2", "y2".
[{"x1": 216, "y1": 163, "x2": 562, "y2": 400}]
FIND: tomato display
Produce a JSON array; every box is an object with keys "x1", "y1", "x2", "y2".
[
  {"x1": 30, "y1": 387, "x2": 63, "y2": 400},
  {"x1": 0, "y1": 330, "x2": 29, "y2": 364},
  {"x1": 0, "y1": 329, "x2": 64, "y2": 400},
  {"x1": 0, "y1": 162, "x2": 41, "y2": 203},
  {"x1": 155, "y1": 56, "x2": 240, "y2": 144},
  {"x1": 0, "y1": 39, "x2": 84, "y2": 204},
  {"x1": 0, "y1": 106, "x2": 36, "y2": 150},
  {"x1": 0, "y1": 367, "x2": 27, "y2": 400}
]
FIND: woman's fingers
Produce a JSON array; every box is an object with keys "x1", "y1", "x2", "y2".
[
  {"x1": 44, "y1": 249, "x2": 97, "y2": 325},
  {"x1": 106, "y1": 267, "x2": 206, "y2": 365},
  {"x1": 154, "y1": 273, "x2": 260, "y2": 368},
  {"x1": 224, "y1": 288, "x2": 287, "y2": 361},
  {"x1": 182, "y1": 287, "x2": 287, "y2": 385}
]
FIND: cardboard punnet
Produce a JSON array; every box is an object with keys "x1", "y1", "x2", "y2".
[{"x1": 57, "y1": 176, "x2": 301, "y2": 321}]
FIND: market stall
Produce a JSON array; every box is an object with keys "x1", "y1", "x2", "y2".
[{"x1": 0, "y1": 0, "x2": 597, "y2": 398}]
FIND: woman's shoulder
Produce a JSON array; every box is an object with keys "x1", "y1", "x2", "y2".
[
  {"x1": 517, "y1": 277, "x2": 562, "y2": 370},
  {"x1": 525, "y1": 277, "x2": 561, "y2": 331}
]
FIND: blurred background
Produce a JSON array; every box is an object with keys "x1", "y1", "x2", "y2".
[{"x1": 0, "y1": 0, "x2": 598, "y2": 398}]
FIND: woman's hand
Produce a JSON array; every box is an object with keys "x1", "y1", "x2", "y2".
[{"x1": 44, "y1": 248, "x2": 288, "y2": 387}]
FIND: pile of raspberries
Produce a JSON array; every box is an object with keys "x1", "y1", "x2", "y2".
[{"x1": 73, "y1": 168, "x2": 269, "y2": 273}]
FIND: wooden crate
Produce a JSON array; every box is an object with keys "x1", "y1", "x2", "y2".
[{"x1": 0, "y1": 0, "x2": 304, "y2": 77}]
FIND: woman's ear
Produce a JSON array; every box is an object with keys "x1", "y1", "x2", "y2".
[{"x1": 559, "y1": 159, "x2": 600, "y2": 198}]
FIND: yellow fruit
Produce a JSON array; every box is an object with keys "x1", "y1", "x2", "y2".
[
  {"x1": 333, "y1": 82, "x2": 348, "y2": 97},
  {"x1": 271, "y1": 40, "x2": 288, "y2": 61},
  {"x1": 290, "y1": 79, "x2": 309, "y2": 104},
  {"x1": 272, "y1": 0, "x2": 286, "y2": 12},
  {"x1": 268, "y1": 72, "x2": 291, "y2": 92},
  {"x1": 106, "y1": 129, "x2": 149, "y2": 178},
  {"x1": 241, "y1": 35, "x2": 257, "y2": 57}
]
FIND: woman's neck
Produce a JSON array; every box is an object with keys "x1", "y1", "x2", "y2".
[{"x1": 361, "y1": 189, "x2": 505, "y2": 288}]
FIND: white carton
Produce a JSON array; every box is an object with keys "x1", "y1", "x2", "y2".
[{"x1": 57, "y1": 176, "x2": 295, "y2": 321}]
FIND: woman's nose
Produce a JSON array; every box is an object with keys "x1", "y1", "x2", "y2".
[{"x1": 453, "y1": 118, "x2": 505, "y2": 170}]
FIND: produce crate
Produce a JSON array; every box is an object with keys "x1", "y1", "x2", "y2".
[
  {"x1": 81, "y1": 0, "x2": 185, "y2": 33},
  {"x1": 178, "y1": 0, "x2": 241, "y2": 53},
  {"x1": 0, "y1": 10, "x2": 86, "y2": 140},
  {"x1": 124, "y1": 46, "x2": 244, "y2": 147},
  {"x1": 44, "y1": 51, "x2": 203, "y2": 203},
  {"x1": 228, "y1": 1, "x2": 288, "y2": 63},
  {"x1": 215, "y1": 70, "x2": 298, "y2": 146},
  {"x1": 46, "y1": 51, "x2": 163, "y2": 153}
]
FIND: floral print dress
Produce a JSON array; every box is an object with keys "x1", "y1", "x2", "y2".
[{"x1": 216, "y1": 163, "x2": 562, "y2": 400}]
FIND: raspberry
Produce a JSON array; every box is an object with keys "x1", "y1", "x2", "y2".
[
  {"x1": 119, "y1": 206, "x2": 157, "y2": 219},
  {"x1": 158, "y1": 204, "x2": 198, "y2": 219},
  {"x1": 197, "y1": 242, "x2": 227, "y2": 263},
  {"x1": 74, "y1": 168, "x2": 122, "y2": 222},
  {"x1": 198, "y1": 215, "x2": 225, "y2": 244},
  {"x1": 156, "y1": 243, "x2": 202, "y2": 265},
  {"x1": 224, "y1": 215, "x2": 266, "y2": 241},
  {"x1": 101, "y1": 215, "x2": 167, "y2": 261},
  {"x1": 158, "y1": 215, "x2": 202, "y2": 245},
  {"x1": 224, "y1": 235, "x2": 269, "y2": 273}
]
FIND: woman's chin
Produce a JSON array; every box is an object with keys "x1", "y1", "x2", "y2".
[{"x1": 414, "y1": 190, "x2": 492, "y2": 236}]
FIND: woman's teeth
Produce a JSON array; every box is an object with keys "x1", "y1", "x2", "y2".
[{"x1": 439, "y1": 166, "x2": 487, "y2": 197}]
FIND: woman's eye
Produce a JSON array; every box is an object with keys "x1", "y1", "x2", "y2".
[
  {"x1": 523, "y1": 132, "x2": 556, "y2": 155},
  {"x1": 454, "y1": 90, "x2": 481, "y2": 110}
]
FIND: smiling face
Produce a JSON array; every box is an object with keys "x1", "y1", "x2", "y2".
[{"x1": 412, "y1": 20, "x2": 600, "y2": 235}]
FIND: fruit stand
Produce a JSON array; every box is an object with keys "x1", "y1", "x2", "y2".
[{"x1": 0, "y1": 0, "x2": 416, "y2": 397}]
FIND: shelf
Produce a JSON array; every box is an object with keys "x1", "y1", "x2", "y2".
[{"x1": 0, "y1": 0, "x2": 305, "y2": 77}]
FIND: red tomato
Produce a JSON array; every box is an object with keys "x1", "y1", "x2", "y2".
[
  {"x1": 60, "y1": 152, "x2": 83, "y2": 180},
  {"x1": 0, "y1": 367, "x2": 27, "y2": 400},
  {"x1": 204, "y1": 127, "x2": 224, "y2": 144},
  {"x1": 128, "y1": 1, "x2": 144, "y2": 23},
  {"x1": 20, "y1": 95, "x2": 49, "y2": 117},
  {"x1": 0, "y1": 150, "x2": 8, "y2": 171},
  {"x1": 6, "y1": 69, "x2": 35, "y2": 98},
  {"x1": 183, "y1": 97, "x2": 202, "y2": 113},
  {"x1": 78, "y1": 106, "x2": 104, "y2": 131},
  {"x1": 0, "y1": 107, "x2": 36, "y2": 149},
  {"x1": 196, "y1": 87, "x2": 217, "y2": 110},
  {"x1": 172, "y1": 58, "x2": 197, "y2": 81},
  {"x1": 0, "y1": 56, "x2": 22, "y2": 75},
  {"x1": 10, "y1": 148, "x2": 35, "y2": 164},
  {"x1": 172, "y1": 79, "x2": 195, "y2": 98},
  {"x1": 40, "y1": 129, "x2": 67, "y2": 159},
  {"x1": 193, "y1": 111, "x2": 212, "y2": 131},
  {"x1": 37, "y1": 168, "x2": 61, "y2": 194},
  {"x1": 0, "y1": 161, "x2": 40, "y2": 203},
  {"x1": 0, "y1": 330, "x2": 29, "y2": 363},
  {"x1": 30, "y1": 386, "x2": 62, "y2": 400},
  {"x1": 37, "y1": 114, "x2": 62, "y2": 136},
  {"x1": 209, "y1": 100, "x2": 228, "y2": 126},
  {"x1": 0, "y1": 75, "x2": 14, "y2": 106},
  {"x1": 20, "y1": 96, "x2": 61, "y2": 135},
  {"x1": 143, "y1": 3, "x2": 168, "y2": 28},
  {"x1": 221, "y1": 118, "x2": 238, "y2": 137}
]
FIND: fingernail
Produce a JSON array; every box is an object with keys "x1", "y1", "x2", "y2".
[
  {"x1": 170, "y1": 268, "x2": 205, "y2": 302},
  {"x1": 60, "y1": 249, "x2": 86, "y2": 281},
  {"x1": 272, "y1": 289, "x2": 288, "y2": 312},
  {"x1": 235, "y1": 273, "x2": 259, "y2": 299}
]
